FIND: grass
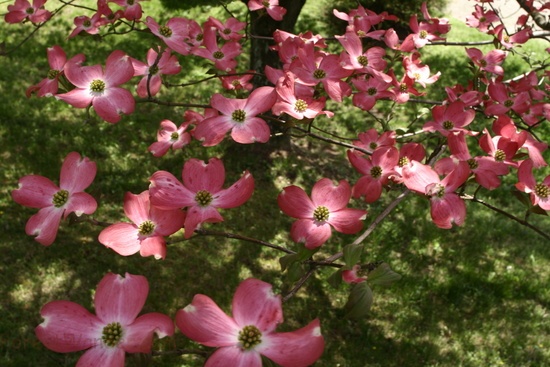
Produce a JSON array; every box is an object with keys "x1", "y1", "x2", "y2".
[{"x1": 1, "y1": 1, "x2": 549, "y2": 367}]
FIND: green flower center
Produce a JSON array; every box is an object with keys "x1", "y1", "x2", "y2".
[
  {"x1": 313, "y1": 206, "x2": 330, "y2": 222},
  {"x1": 294, "y1": 99, "x2": 308, "y2": 113},
  {"x1": 213, "y1": 51, "x2": 224, "y2": 60},
  {"x1": 494, "y1": 149, "x2": 506, "y2": 162},
  {"x1": 48, "y1": 69, "x2": 61, "y2": 80},
  {"x1": 159, "y1": 25, "x2": 172, "y2": 38},
  {"x1": 223, "y1": 28, "x2": 231, "y2": 35},
  {"x1": 89, "y1": 79, "x2": 106, "y2": 93},
  {"x1": 52, "y1": 189, "x2": 69, "y2": 208},
  {"x1": 419, "y1": 30, "x2": 428, "y2": 39},
  {"x1": 262, "y1": 0, "x2": 270, "y2": 7},
  {"x1": 367, "y1": 87, "x2": 377, "y2": 96},
  {"x1": 535, "y1": 183, "x2": 549, "y2": 199},
  {"x1": 479, "y1": 16, "x2": 486, "y2": 22},
  {"x1": 357, "y1": 30, "x2": 366, "y2": 37},
  {"x1": 399, "y1": 83, "x2": 408, "y2": 92},
  {"x1": 149, "y1": 65, "x2": 159, "y2": 75},
  {"x1": 442, "y1": 120, "x2": 454, "y2": 130},
  {"x1": 232, "y1": 109, "x2": 246, "y2": 123},
  {"x1": 26, "y1": 7, "x2": 34, "y2": 14},
  {"x1": 504, "y1": 100, "x2": 514, "y2": 108},
  {"x1": 430, "y1": 184, "x2": 446, "y2": 198},
  {"x1": 398, "y1": 156, "x2": 409, "y2": 167},
  {"x1": 196, "y1": 33, "x2": 204, "y2": 42},
  {"x1": 138, "y1": 220, "x2": 155, "y2": 236},
  {"x1": 102, "y1": 322, "x2": 123, "y2": 347},
  {"x1": 195, "y1": 190, "x2": 213, "y2": 207},
  {"x1": 357, "y1": 55, "x2": 368, "y2": 66},
  {"x1": 238, "y1": 325, "x2": 262, "y2": 350},
  {"x1": 370, "y1": 166, "x2": 382, "y2": 178},
  {"x1": 479, "y1": 59, "x2": 487, "y2": 67},
  {"x1": 503, "y1": 35, "x2": 510, "y2": 43},
  {"x1": 467, "y1": 158, "x2": 478, "y2": 169},
  {"x1": 231, "y1": 80, "x2": 241, "y2": 87},
  {"x1": 313, "y1": 69, "x2": 326, "y2": 79},
  {"x1": 170, "y1": 132, "x2": 179, "y2": 140},
  {"x1": 127, "y1": 0, "x2": 135, "y2": 4},
  {"x1": 83, "y1": 19, "x2": 92, "y2": 27}
]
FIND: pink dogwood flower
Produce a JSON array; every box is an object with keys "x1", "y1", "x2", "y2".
[
  {"x1": 278, "y1": 178, "x2": 367, "y2": 249},
  {"x1": 192, "y1": 27, "x2": 241, "y2": 72},
  {"x1": 56, "y1": 50, "x2": 135, "y2": 123},
  {"x1": 98, "y1": 191, "x2": 185, "y2": 259},
  {"x1": 194, "y1": 86, "x2": 277, "y2": 146},
  {"x1": 342, "y1": 264, "x2": 367, "y2": 284},
  {"x1": 423, "y1": 100, "x2": 476, "y2": 137},
  {"x1": 466, "y1": 4, "x2": 499, "y2": 32},
  {"x1": 5, "y1": 0, "x2": 51, "y2": 24},
  {"x1": 131, "y1": 47, "x2": 181, "y2": 98},
  {"x1": 110, "y1": 0, "x2": 144, "y2": 21},
  {"x1": 11, "y1": 152, "x2": 97, "y2": 246},
  {"x1": 149, "y1": 157, "x2": 254, "y2": 238},
  {"x1": 247, "y1": 0, "x2": 287, "y2": 21},
  {"x1": 176, "y1": 278, "x2": 325, "y2": 367},
  {"x1": 36, "y1": 272, "x2": 174, "y2": 367},
  {"x1": 516, "y1": 159, "x2": 550, "y2": 211},
  {"x1": 68, "y1": 12, "x2": 104, "y2": 38},
  {"x1": 144, "y1": 16, "x2": 193, "y2": 56},
  {"x1": 148, "y1": 118, "x2": 193, "y2": 157},
  {"x1": 465, "y1": 48, "x2": 507, "y2": 76}
]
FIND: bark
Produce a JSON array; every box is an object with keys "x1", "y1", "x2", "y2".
[{"x1": 516, "y1": 0, "x2": 550, "y2": 30}]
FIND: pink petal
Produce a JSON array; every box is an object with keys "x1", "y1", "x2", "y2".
[
  {"x1": 64, "y1": 64, "x2": 103, "y2": 89},
  {"x1": 211, "y1": 93, "x2": 247, "y2": 116},
  {"x1": 76, "y1": 346, "x2": 125, "y2": 367},
  {"x1": 12, "y1": 175, "x2": 58, "y2": 208},
  {"x1": 291, "y1": 219, "x2": 332, "y2": 249},
  {"x1": 311, "y1": 178, "x2": 351, "y2": 211},
  {"x1": 47, "y1": 45, "x2": 67, "y2": 70},
  {"x1": 244, "y1": 86, "x2": 277, "y2": 116},
  {"x1": 149, "y1": 170, "x2": 195, "y2": 209},
  {"x1": 277, "y1": 185, "x2": 315, "y2": 219},
  {"x1": 98, "y1": 223, "x2": 141, "y2": 256},
  {"x1": 258, "y1": 319, "x2": 325, "y2": 367},
  {"x1": 104, "y1": 50, "x2": 134, "y2": 86},
  {"x1": 328, "y1": 208, "x2": 366, "y2": 234},
  {"x1": 94, "y1": 273, "x2": 148, "y2": 326},
  {"x1": 232, "y1": 279, "x2": 283, "y2": 333},
  {"x1": 64, "y1": 192, "x2": 98, "y2": 218},
  {"x1": 25, "y1": 206, "x2": 63, "y2": 246},
  {"x1": 183, "y1": 205, "x2": 224, "y2": 238},
  {"x1": 56, "y1": 88, "x2": 94, "y2": 108},
  {"x1": 213, "y1": 171, "x2": 254, "y2": 209},
  {"x1": 176, "y1": 294, "x2": 240, "y2": 347},
  {"x1": 183, "y1": 158, "x2": 226, "y2": 193},
  {"x1": 123, "y1": 191, "x2": 150, "y2": 225},
  {"x1": 92, "y1": 88, "x2": 135, "y2": 123},
  {"x1": 139, "y1": 236, "x2": 167, "y2": 259},
  {"x1": 35, "y1": 300, "x2": 102, "y2": 352},
  {"x1": 430, "y1": 194, "x2": 466, "y2": 228},
  {"x1": 59, "y1": 152, "x2": 97, "y2": 192},
  {"x1": 120, "y1": 313, "x2": 175, "y2": 353},
  {"x1": 149, "y1": 205, "x2": 185, "y2": 236},
  {"x1": 194, "y1": 115, "x2": 234, "y2": 146},
  {"x1": 231, "y1": 117, "x2": 271, "y2": 144},
  {"x1": 205, "y1": 346, "x2": 261, "y2": 367}
]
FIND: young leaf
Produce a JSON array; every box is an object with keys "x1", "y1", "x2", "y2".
[
  {"x1": 368, "y1": 262, "x2": 401, "y2": 286},
  {"x1": 343, "y1": 243, "x2": 363, "y2": 270},
  {"x1": 344, "y1": 282, "x2": 373, "y2": 319},
  {"x1": 327, "y1": 268, "x2": 344, "y2": 288}
]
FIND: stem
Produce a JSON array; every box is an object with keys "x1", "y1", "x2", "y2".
[
  {"x1": 282, "y1": 267, "x2": 316, "y2": 303},
  {"x1": 194, "y1": 228, "x2": 295, "y2": 254}
]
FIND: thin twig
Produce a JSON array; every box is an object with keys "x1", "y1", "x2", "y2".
[{"x1": 194, "y1": 228, "x2": 295, "y2": 254}]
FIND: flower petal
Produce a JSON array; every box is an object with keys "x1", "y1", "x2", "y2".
[
  {"x1": 149, "y1": 170, "x2": 196, "y2": 209},
  {"x1": 76, "y1": 345, "x2": 125, "y2": 367},
  {"x1": 59, "y1": 152, "x2": 97, "y2": 192},
  {"x1": 232, "y1": 279, "x2": 283, "y2": 333},
  {"x1": 12, "y1": 175, "x2": 58, "y2": 209},
  {"x1": 213, "y1": 171, "x2": 254, "y2": 209},
  {"x1": 25, "y1": 206, "x2": 63, "y2": 246},
  {"x1": 291, "y1": 219, "x2": 332, "y2": 249},
  {"x1": 120, "y1": 313, "x2": 175, "y2": 353},
  {"x1": 311, "y1": 178, "x2": 351, "y2": 211},
  {"x1": 98, "y1": 223, "x2": 140, "y2": 256},
  {"x1": 205, "y1": 346, "x2": 262, "y2": 367},
  {"x1": 277, "y1": 186, "x2": 315, "y2": 219}
]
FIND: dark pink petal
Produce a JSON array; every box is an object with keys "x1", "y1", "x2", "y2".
[
  {"x1": 149, "y1": 205, "x2": 185, "y2": 236},
  {"x1": 104, "y1": 50, "x2": 135, "y2": 86},
  {"x1": 244, "y1": 86, "x2": 277, "y2": 116},
  {"x1": 311, "y1": 178, "x2": 351, "y2": 211},
  {"x1": 176, "y1": 294, "x2": 240, "y2": 347},
  {"x1": 120, "y1": 313, "x2": 175, "y2": 353},
  {"x1": 94, "y1": 273, "x2": 148, "y2": 326},
  {"x1": 402, "y1": 161, "x2": 440, "y2": 194},
  {"x1": 278, "y1": 185, "x2": 315, "y2": 219},
  {"x1": 258, "y1": 319, "x2": 325, "y2": 367},
  {"x1": 25, "y1": 206, "x2": 63, "y2": 246},
  {"x1": 183, "y1": 158, "x2": 226, "y2": 193},
  {"x1": 35, "y1": 300, "x2": 102, "y2": 352},
  {"x1": 353, "y1": 175, "x2": 382, "y2": 203},
  {"x1": 149, "y1": 170, "x2": 196, "y2": 209},
  {"x1": 75, "y1": 346, "x2": 125, "y2": 367},
  {"x1": 205, "y1": 346, "x2": 261, "y2": 367},
  {"x1": 517, "y1": 159, "x2": 536, "y2": 189},
  {"x1": 47, "y1": 45, "x2": 67, "y2": 70},
  {"x1": 59, "y1": 152, "x2": 97, "y2": 192},
  {"x1": 194, "y1": 116, "x2": 234, "y2": 146},
  {"x1": 12, "y1": 175, "x2": 58, "y2": 208},
  {"x1": 430, "y1": 194, "x2": 466, "y2": 228},
  {"x1": 98, "y1": 223, "x2": 141, "y2": 256},
  {"x1": 211, "y1": 93, "x2": 247, "y2": 116},
  {"x1": 64, "y1": 64, "x2": 103, "y2": 89},
  {"x1": 213, "y1": 171, "x2": 254, "y2": 209},
  {"x1": 231, "y1": 117, "x2": 271, "y2": 143},
  {"x1": 64, "y1": 192, "x2": 98, "y2": 218},
  {"x1": 291, "y1": 219, "x2": 332, "y2": 249},
  {"x1": 139, "y1": 236, "x2": 167, "y2": 259},
  {"x1": 56, "y1": 88, "x2": 94, "y2": 108},
  {"x1": 327, "y1": 208, "x2": 366, "y2": 234},
  {"x1": 232, "y1": 279, "x2": 283, "y2": 333},
  {"x1": 92, "y1": 88, "x2": 135, "y2": 123},
  {"x1": 183, "y1": 205, "x2": 224, "y2": 238},
  {"x1": 441, "y1": 161, "x2": 470, "y2": 192}
]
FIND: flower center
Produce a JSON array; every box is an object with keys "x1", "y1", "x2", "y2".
[
  {"x1": 467, "y1": 158, "x2": 478, "y2": 169},
  {"x1": 138, "y1": 220, "x2": 155, "y2": 236},
  {"x1": 503, "y1": 35, "x2": 510, "y2": 43},
  {"x1": 370, "y1": 166, "x2": 382, "y2": 178},
  {"x1": 159, "y1": 25, "x2": 172, "y2": 38},
  {"x1": 170, "y1": 132, "x2": 179, "y2": 140},
  {"x1": 231, "y1": 80, "x2": 242, "y2": 87},
  {"x1": 494, "y1": 149, "x2": 506, "y2": 161},
  {"x1": 232, "y1": 109, "x2": 246, "y2": 123},
  {"x1": 357, "y1": 55, "x2": 368, "y2": 66},
  {"x1": 504, "y1": 100, "x2": 513, "y2": 108},
  {"x1": 398, "y1": 156, "x2": 409, "y2": 167},
  {"x1": 313, "y1": 69, "x2": 326, "y2": 79},
  {"x1": 399, "y1": 83, "x2": 408, "y2": 93},
  {"x1": 52, "y1": 189, "x2": 69, "y2": 208},
  {"x1": 367, "y1": 87, "x2": 377, "y2": 96},
  {"x1": 196, "y1": 33, "x2": 204, "y2": 42},
  {"x1": 427, "y1": 183, "x2": 446, "y2": 198},
  {"x1": 313, "y1": 206, "x2": 330, "y2": 222},
  {"x1": 195, "y1": 190, "x2": 213, "y2": 207},
  {"x1": 262, "y1": 0, "x2": 270, "y2": 7},
  {"x1": 223, "y1": 28, "x2": 231, "y2": 35},
  {"x1": 89, "y1": 79, "x2": 106, "y2": 93},
  {"x1": 294, "y1": 99, "x2": 308, "y2": 113},
  {"x1": 48, "y1": 69, "x2": 61, "y2": 80},
  {"x1": 479, "y1": 16, "x2": 486, "y2": 22},
  {"x1": 83, "y1": 19, "x2": 92, "y2": 28},
  {"x1": 535, "y1": 183, "x2": 549, "y2": 199},
  {"x1": 149, "y1": 65, "x2": 159, "y2": 75},
  {"x1": 369, "y1": 142, "x2": 378, "y2": 150},
  {"x1": 26, "y1": 7, "x2": 35, "y2": 14},
  {"x1": 442, "y1": 120, "x2": 454, "y2": 130},
  {"x1": 213, "y1": 51, "x2": 224, "y2": 60},
  {"x1": 238, "y1": 325, "x2": 262, "y2": 350},
  {"x1": 357, "y1": 30, "x2": 366, "y2": 37},
  {"x1": 479, "y1": 59, "x2": 487, "y2": 67},
  {"x1": 102, "y1": 322, "x2": 123, "y2": 347},
  {"x1": 419, "y1": 30, "x2": 428, "y2": 39},
  {"x1": 127, "y1": 0, "x2": 135, "y2": 4}
]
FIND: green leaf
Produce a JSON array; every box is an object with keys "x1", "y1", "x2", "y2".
[
  {"x1": 327, "y1": 268, "x2": 344, "y2": 288},
  {"x1": 343, "y1": 244, "x2": 363, "y2": 270},
  {"x1": 344, "y1": 282, "x2": 373, "y2": 319},
  {"x1": 511, "y1": 189, "x2": 532, "y2": 208},
  {"x1": 368, "y1": 262, "x2": 402, "y2": 286},
  {"x1": 286, "y1": 262, "x2": 305, "y2": 283},
  {"x1": 279, "y1": 253, "x2": 301, "y2": 272}
]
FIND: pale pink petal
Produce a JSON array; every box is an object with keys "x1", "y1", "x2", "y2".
[
  {"x1": 431, "y1": 194, "x2": 466, "y2": 228},
  {"x1": 311, "y1": 178, "x2": 351, "y2": 211},
  {"x1": 149, "y1": 170, "x2": 196, "y2": 209},
  {"x1": 76, "y1": 346, "x2": 125, "y2": 367},
  {"x1": 92, "y1": 88, "x2": 135, "y2": 123},
  {"x1": 194, "y1": 116, "x2": 234, "y2": 146},
  {"x1": 64, "y1": 192, "x2": 98, "y2": 218},
  {"x1": 59, "y1": 152, "x2": 97, "y2": 192},
  {"x1": 56, "y1": 88, "x2": 94, "y2": 108},
  {"x1": 176, "y1": 294, "x2": 240, "y2": 347},
  {"x1": 183, "y1": 158, "x2": 226, "y2": 193},
  {"x1": 230, "y1": 117, "x2": 270, "y2": 144},
  {"x1": 94, "y1": 273, "x2": 148, "y2": 325},
  {"x1": 213, "y1": 171, "x2": 254, "y2": 209},
  {"x1": 120, "y1": 313, "x2": 175, "y2": 353},
  {"x1": 277, "y1": 186, "x2": 315, "y2": 219},
  {"x1": 64, "y1": 64, "x2": 103, "y2": 89},
  {"x1": 183, "y1": 205, "x2": 224, "y2": 238},
  {"x1": 25, "y1": 206, "x2": 63, "y2": 246},
  {"x1": 98, "y1": 223, "x2": 141, "y2": 256},
  {"x1": 206, "y1": 346, "x2": 261, "y2": 367},
  {"x1": 47, "y1": 45, "x2": 67, "y2": 70},
  {"x1": 328, "y1": 208, "x2": 366, "y2": 234},
  {"x1": 123, "y1": 191, "x2": 150, "y2": 225},
  {"x1": 244, "y1": 86, "x2": 277, "y2": 116},
  {"x1": 232, "y1": 279, "x2": 283, "y2": 333},
  {"x1": 149, "y1": 205, "x2": 185, "y2": 236},
  {"x1": 291, "y1": 219, "x2": 332, "y2": 249},
  {"x1": 139, "y1": 236, "x2": 167, "y2": 259},
  {"x1": 12, "y1": 175, "x2": 58, "y2": 208},
  {"x1": 35, "y1": 300, "x2": 102, "y2": 352},
  {"x1": 211, "y1": 93, "x2": 247, "y2": 116},
  {"x1": 104, "y1": 50, "x2": 134, "y2": 86},
  {"x1": 258, "y1": 319, "x2": 324, "y2": 367},
  {"x1": 402, "y1": 161, "x2": 440, "y2": 193}
]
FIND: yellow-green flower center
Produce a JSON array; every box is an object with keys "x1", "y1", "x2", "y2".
[
  {"x1": 83, "y1": 19, "x2": 92, "y2": 27},
  {"x1": 504, "y1": 100, "x2": 514, "y2": 108},
  {"x1": 369, "y1": 142, "x2": 378, "y2": 150},
  {"x1": 138, "y1": 220, "x2": 155, "y2": 236},
  {"x1": 419, "y1": 30, "x2": 428, "y2": 39},
  {"x1": 238, "y1": 325, "x2": 262, "y2": 350},
  {"x1": 430, "y1": 184, "x2": 446, "y2": 198},
  {"x1": 89, "y1": 79, "x2": 106, "y2": 93},
  {"x1": 398, "y1": 156, "x2": 409, "y2": 167},
  {"x1": 52, "y1": 189, "x2": 69, "y2": 208},
  {"x1": 367, "y1": 87, "x2": 377, "y2": 96},
  {"x1": 479, "y1": 59, "x2": 487, "y2": 67},
  {"x1": 313, "y1": 205, "x2": 330, "y2": 222},
  {"x1": 26, "y1": 7, "x2": 34, "y2": 14},
  {"x1": 231, "y1": 80, "x2": 242, "y2": 87},
  {"x1": 195, "y1": 190, "x2": 213, "y2": 207},
  {"x1": 159, "y1": 25, "x2": 172, "y2": 38},
  {"x1": 313, "y1": 69, "x2": 326, "y2": 79},
  {"x1": 48, "y1": 69, "x2": 60, "y2": 80},
  {"x1": 127, "y1": 0, "x2": 135, "y2": 4},
  {"x1": 494, "y1": 149, "x2": 506, "y2": 162},
  {"x1": 149, "y1": 65, "x2": 159, "y2": 75},
  {"x1": 196, "y1": 33, "x2": 204, "y2": 42},
  {"x1": 170, "y1": 132, "x2": 179, "y2": 140},
  {"x1": 294, "y1": 99, "x2": 308, "y2": 113},
  {"x1": 223, "y1": 28, "x2": 231, "y2": 35},
  {"x1": 370, "y1": 166, "x2": 382, "y2": 178},
  {"x1": 535, "y1": 183, "x2": 549, "y2": 199},
  {"x1": 442, "y1": 120, "x2": 454, "y2": 130},
  {"x1": 213, "y1": 51, "x2": 224, "y2": 60},
  {"x1": 467, "y1": 158, "x2": 478, "y2": 169},
  {"x1": 357, "y1": 55, "x2": 368, "y2": 66},
  {"x1": 232, "y1": 109, "x2": 246, "y2": 123},
  {"x1": 102, "y1": 322, "x2": 123, "y2": 347},
  {"x1": 262, "y1": 1, "x2": 270, "y2": 7},
  {"x1": 399, "y1": 83, "x2": 408, "y2": 92}
]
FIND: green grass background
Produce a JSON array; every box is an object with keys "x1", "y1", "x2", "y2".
[{"x1": 0, "y1": 1, "x2": 549, "y2": 366}]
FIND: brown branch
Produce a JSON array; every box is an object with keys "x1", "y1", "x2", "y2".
[
  {"x1": 194, "y1": 228, "x2": 295, "y2": 254},
  {"x1": 516, "y1": 0, "x2": 550, "y2": 30}
]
